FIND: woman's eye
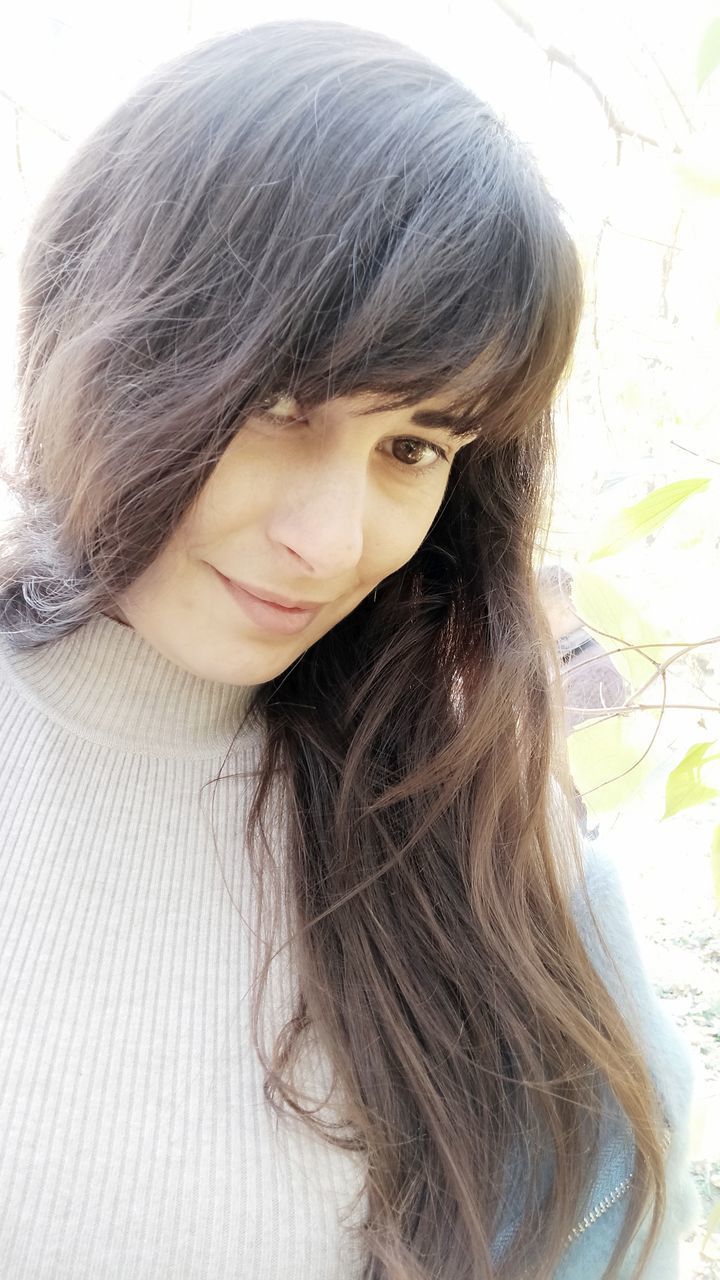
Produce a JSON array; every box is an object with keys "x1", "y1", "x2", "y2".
[
  {"x1": 256, "y1": 395, "x2": 305, "y2": 424},
  {"x1": 387, "y1": 438, "x2": 450, "y2": 472},
  {"x1": 261, "y1": 411, "x2": 306, "y2": 426},
  {"x1": 253, "y1": 401, "x2": 449, "y2": 474}
]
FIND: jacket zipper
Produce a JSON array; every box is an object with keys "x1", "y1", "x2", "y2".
[
  {"x1": 565, "y1": 1124, "x2": 672, "y2": 1244},
  {"x1": 566, "y1": 1172, "x2": 634, "y2": 1242}
]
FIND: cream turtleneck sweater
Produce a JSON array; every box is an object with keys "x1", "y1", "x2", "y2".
[
  {"x1": 0, "y1": 611, "x2": 700, "y2": 1279},
  {"x1": 0, "y1": 613, "x2": 368, "y2": 1279}
]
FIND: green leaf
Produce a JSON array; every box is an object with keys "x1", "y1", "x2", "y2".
[
  {"x1": 569, "y1": 567, "x2": 666, "y2": 692},
  {"x1": 698, "y1": 16, "x2": 720, "y2": 88},
  {"x1": 663, "y1": 741, "x2": 720, "y2": 819},
  {"x1": 567, "y1": 708, "x2": 660, "y2": 815},
  {"x1": 588, "y1": 478, "x2": 710, "y2": 561},
  {"x1": 678, "y1": 532, "x2": 703, "y2": 550},
  {"x1": 676, "y1": 154, "x2": 720, "y2": 198},
  {"x1": 712, "y1": 826, "x2": 720, "y2": 913}
]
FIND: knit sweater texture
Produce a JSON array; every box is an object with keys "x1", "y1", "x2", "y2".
[{"x1": 0, "y1": 613, "x2": 699, "y2": 1278}]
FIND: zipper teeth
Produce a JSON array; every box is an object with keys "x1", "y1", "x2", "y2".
[
  {"x1": 566, "y1": 1174, "x2": 633, "y2": 1241},
  {"x1": 516, "y1": 1127, "x2": 671, "y2": 1279},
  {"x1": 566, "y1": 1124, "x2": 672, "y2": 1243}
]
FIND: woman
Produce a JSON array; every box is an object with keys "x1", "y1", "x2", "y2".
[{"x1": 0, "y1": 20, "x2": 697, "y2": 1279}]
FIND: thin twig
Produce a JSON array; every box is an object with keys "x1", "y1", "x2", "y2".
[
  {"x1": 631, "y1": 703, "x2": 719, "y2": 713},
  {"x1": 562, "y1": 632, "x2": 719, "y2": 724},
  {"x1": 578, "y1": 668, "x2": 670, "y2": 796},
  {"x1": 670, "y1": 439, "x2": 720, "y2": 468},
  {"x1": 565, "y1": 701, "x2": 718, "y2": 715},
  {"x1": 490, "y1": 0, "x2": 681, "y2": 152},
  {"x1": 637, "y1": 37, "x2": 694, "y2": 133},
  {"x1": 604, "y1": 223, "x2": 685, "y2": 253},
  {"x1": 660, "y1": 211, "x2": 684, "y2": 319},
  {"x1": 0, "y1": 90, "x2": 70, "y2": 143},
  {"x1": 565, "y1": 634, "x2": 720, "y2": 677},
  {"x1": 13, "y1": 103, "x2": 27, "y2": 201}
]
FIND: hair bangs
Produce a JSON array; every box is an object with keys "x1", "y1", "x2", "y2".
[{"x1": 227, "y1": 172, "x2": 580, "y2": 451}]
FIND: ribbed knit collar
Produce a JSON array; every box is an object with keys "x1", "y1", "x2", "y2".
[{"x1": 0, "y1": 612, "x2": 258, "y2": 758}]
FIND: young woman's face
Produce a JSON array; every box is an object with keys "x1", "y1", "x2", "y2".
[{"x1": 111, "y1": 392, "x2": 476, "y2": 686}]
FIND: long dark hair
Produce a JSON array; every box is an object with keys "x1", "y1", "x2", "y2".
[{"x1": 0, "y1": 20, "x2": 667, "y2": 1278}]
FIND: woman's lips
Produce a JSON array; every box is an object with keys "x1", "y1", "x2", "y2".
[{"x1": 212, "y1": 568, "x2": 323, "y2": 636}]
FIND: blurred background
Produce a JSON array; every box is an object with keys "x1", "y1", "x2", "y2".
[{"x1": 1, "y1": 1, "x2": 718, "y2": 1272}]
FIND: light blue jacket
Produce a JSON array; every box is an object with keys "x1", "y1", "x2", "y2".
[{"x1": 492, "y1": 844, "x2": 700, "y2": 1277}]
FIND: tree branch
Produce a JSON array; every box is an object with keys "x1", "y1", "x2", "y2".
[
  {"x1": 490, "y1": 0, "x2": 682, "y2": 153},
  {"x1": 0, "y1": 89, "x2": 70, "y2": 144}
]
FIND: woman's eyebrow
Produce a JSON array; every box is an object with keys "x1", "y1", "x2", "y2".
[
  {"x1": 337, "y1": 400, "x2": 480, "y2": 438},
  {"x1": 409, "y1": 409, "x2": 457, "y2": 428},
  {"x1": 410, "y1": 409, "x2": 479, "y2": 438}
]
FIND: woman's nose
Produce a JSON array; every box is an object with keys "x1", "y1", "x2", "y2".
[{"x1": 266, "y1": 467, "x2": 367, "y2": 577}]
